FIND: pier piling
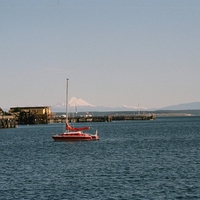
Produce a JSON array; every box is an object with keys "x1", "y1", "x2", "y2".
[{"x1": 0, "y1": 116, "x2": 16, "y2": 129}]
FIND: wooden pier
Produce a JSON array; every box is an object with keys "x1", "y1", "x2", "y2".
[
  {"x1": 1, "y1": 106, "x2": 156, "y2": 127},
  {"x1": 111, "y1": 114, "x2": 156, "y2": 121},
  {"x1": 50, "y1": 114, "x2": 155, "y2": 123}
]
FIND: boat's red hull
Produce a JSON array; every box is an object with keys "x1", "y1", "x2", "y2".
[{"x1": 52, "y1": 133, "x2": 99, "y2": 141}]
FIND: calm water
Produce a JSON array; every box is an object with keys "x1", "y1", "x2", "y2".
[{"x1": 1, "y1": 117, "x2": 200, "y2": 199}]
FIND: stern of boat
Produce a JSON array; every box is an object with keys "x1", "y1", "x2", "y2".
[{"x1": 91, "y1": 130, "x2": 99, "y2": 140}]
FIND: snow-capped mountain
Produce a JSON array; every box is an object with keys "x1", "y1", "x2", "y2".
[
  {"x1": 68, "y1": 97, "x2": 95, "y2": 107},
  {"x1": 52, "y1": 97, "x2": 96, "y2": 112},
  {"x1": 52, "y1": 97, "x2": 144, "y2": 112},
  {"x1": 122, "y1": 104, "x2": 147, "y2": 110}
]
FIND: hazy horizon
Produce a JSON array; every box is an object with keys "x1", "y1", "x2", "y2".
[{"x1": 2, "y1": 97, "x2": 200, "y2": 112}]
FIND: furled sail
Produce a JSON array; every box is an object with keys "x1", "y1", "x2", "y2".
[{"x1": 66, "y1": 123, "x2": 90, "y2": 131}]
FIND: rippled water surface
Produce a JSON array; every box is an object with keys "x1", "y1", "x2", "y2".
[{"x1": 1, "y1": 117, "x2": 200, "y2": 199}]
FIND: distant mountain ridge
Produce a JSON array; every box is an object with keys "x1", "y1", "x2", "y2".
[
  {"x1": 51, "y1": 98, "x2": 200, "y2": 112},
  {"x1": 52, "y1": 97, "x2": 145, "y2": 112},
  {"x1": 2, "y1": 99, "x2": 200, "y2": 113},
  {"x1": 157, "y1": 102, "x2": 200, "y2": 110}
]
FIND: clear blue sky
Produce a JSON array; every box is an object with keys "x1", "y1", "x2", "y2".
[{"x1": 1, "y1": 0, "x2": 200, "y2": 110}]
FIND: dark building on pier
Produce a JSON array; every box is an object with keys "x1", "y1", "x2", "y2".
[{"x1": 9, "y1": 106, "x2": 52, "y2": 125}]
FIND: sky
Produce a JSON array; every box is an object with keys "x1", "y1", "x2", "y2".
[{"x1": 1, "y1": 0, "x2": 200, "y2": 110}]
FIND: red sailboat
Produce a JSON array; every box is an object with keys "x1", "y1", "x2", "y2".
[{"x1": 52, "y1": 79, "x2": 99, "y2": 141}]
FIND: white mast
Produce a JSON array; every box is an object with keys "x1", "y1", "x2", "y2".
[{"x1": 66, "y1": 78, "x2": 69, "y2": 130}]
